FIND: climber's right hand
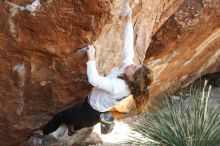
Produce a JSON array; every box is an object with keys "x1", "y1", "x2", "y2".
[{"x1": 87, "y1": 44, "x2": 96, "y2": 61}]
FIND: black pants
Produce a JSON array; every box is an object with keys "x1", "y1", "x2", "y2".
[{"x1": 42, "y1": 97, "x2": 101, "y2": 135}]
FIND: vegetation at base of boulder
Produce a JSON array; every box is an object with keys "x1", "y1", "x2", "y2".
[{"x1": 125, "y1": 81, "x2": 220, "y2": 146}]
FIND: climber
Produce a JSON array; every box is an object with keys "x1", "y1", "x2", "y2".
[{"x1": 41, "y1": 1, "x2": 153, "y2": 137}]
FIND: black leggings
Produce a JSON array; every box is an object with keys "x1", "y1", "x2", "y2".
[{"x1": 42, "y1": 97, "x2": 101, "y2": 135}]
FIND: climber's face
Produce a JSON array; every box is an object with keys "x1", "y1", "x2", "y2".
[{"x1": 124, "y1": 64, "x2": 138, "y2": 81}]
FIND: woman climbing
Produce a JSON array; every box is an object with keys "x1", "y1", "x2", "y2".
[{"x1": 42, "y1": 1, "x2": 153, "y2": 136}]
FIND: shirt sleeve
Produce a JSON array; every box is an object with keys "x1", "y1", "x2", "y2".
[
  {"x1": 87, "y1": 61, "x2": 126, "y2": 94},
  {"x1": 122, "y1": 22, "x2": 134, "y2": 66}
]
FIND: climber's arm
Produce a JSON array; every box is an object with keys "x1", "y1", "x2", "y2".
[
  {"x1": 86, "y1": 45, "x2": 126, "y2": 94},
  {"x1": 122, "y1": 19, "x2": 134, "y2": 66}
]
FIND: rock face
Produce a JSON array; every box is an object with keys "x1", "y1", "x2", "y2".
[
  {"x1": 145, "y1": 0, "x2": 220, "y2": 99},
  {"x1": 0, "y1": 0, "x2": 219, "y2": 145}
]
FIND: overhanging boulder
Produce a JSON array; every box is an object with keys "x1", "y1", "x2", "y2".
[{"x1": 0, "y1": 0, "x2": 219, "y2": 145}]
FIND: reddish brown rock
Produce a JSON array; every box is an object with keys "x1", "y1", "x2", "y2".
[
  {"x1": 0, "y1": 0, "x2": 219, "y2": 145},
  {"x1": 1, "y1": 0, "x2": 111, "y2": 145},
  {"x1": 7, "y1": 0, "x2": 32, "y2": 5}
]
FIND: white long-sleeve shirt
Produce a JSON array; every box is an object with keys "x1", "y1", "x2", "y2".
[{"x1": 87, "y1": 22, "x2": 134, "y2": 112}]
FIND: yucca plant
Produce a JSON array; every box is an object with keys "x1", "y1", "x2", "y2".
[{"x1": 125, "y1": 81, "x2": 220, "y2": 146}]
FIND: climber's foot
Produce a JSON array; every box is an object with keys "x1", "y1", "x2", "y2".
[
  {"x1": 31, "y1": 131, "x2": 43, "y2": 138},
  {"x1": 30, "y1": 131, "x2": 58, "y2": 145}
]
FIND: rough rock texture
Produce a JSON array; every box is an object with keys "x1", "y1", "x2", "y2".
[
  {"x1": 0, "y1": 0, "x2": 219, "y2": 145},
  {"x1": 145, "y1": 0, "x2": 220, "y2": 100}
]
